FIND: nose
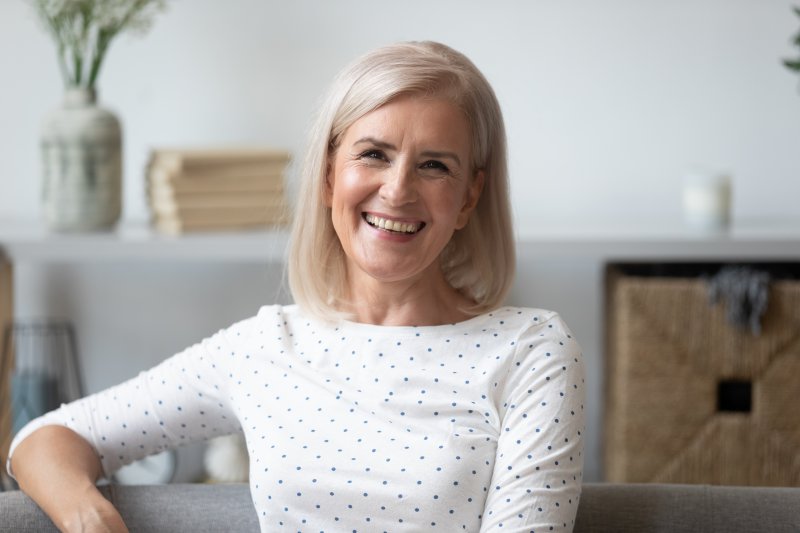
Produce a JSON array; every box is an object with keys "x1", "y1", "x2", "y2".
[{"x1": 379, "y1": 161, "x2": 418, "y2": 206}]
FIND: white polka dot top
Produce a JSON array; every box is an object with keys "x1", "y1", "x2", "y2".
[{"x1": 9, "y1": 305, "x2": 585, "y2": 532}]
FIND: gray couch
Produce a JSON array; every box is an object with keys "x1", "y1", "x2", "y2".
[{"x1": 1, "y1": 483, "x2": 799, "y2": 532}]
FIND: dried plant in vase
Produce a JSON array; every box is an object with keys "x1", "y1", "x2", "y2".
[
  {"x1": 30, "y1": 0, "x2": 167, "y2": 231},
  {"x1": 33, "y1": 0, "x2": 167, "y2": 89},
  {"x1": 785, "y1": 7, "x2": 800, "y2": 80}
]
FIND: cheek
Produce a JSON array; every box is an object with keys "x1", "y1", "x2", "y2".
[
  {"x1": 332, "y1": 167, "x2": 374, "y2": 206},
  {"x1": 433, "y1": 183, "x2": 468, "y2": 216}
]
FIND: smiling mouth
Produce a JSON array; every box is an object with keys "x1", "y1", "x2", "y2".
[{"x1": 363, "y1": 213, "x2": 425, "y2": 234}]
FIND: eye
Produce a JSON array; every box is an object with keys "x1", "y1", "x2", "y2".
[
  {"x1": 420, "y1": 160, "x2": 450, "y2": 173},
  {"x1": 359, "y1": 149, "x2": 387, "y2": 161}
]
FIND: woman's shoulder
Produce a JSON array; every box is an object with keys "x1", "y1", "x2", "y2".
[
  {"x1": 478, "y1": 306, "x2": 578, "y2": 352},
  {"x1": 211, "y1": 304, "x2": 303, "y2": 342},
  {"x1": 253, "y1": 303, "x2": 302, "y2": 322},
  {"x1": 472, "y1": 305, "x2": 565, "y2": 331}
]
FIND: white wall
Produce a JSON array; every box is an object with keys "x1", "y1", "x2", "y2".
[
  {"x1": 2, "y1": 0, "x2": 800, "y2": 483},
  {"x1": 3, "y1": 0, "x2": 800, "y2": 224}
]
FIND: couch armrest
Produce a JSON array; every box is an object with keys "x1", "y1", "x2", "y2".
[
  {"x1": 576, "y1": 483, "x2": 800, "y2": 533},
  {"x1": 0, "y1": 484, "x2": 259, "y2": 533},
  {"x1": 3, "y1": 482, "x2": 799, "y2": 532}
]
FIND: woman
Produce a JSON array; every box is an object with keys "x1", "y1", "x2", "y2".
[{"x1": 8, "y1": 41, "x2": 585, "y2": 532}]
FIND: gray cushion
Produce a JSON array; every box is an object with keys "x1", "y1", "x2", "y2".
[
  {"x1": 575, "y1": 483, "x2": 800, "y2": 533},
  {"x1": 0, "y1": 484, "x2": 258, "y2": 533},
  {"x1": 2, "y1": 482, "x2": 799, "y2": 532}
]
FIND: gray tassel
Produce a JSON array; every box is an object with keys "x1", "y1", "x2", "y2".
[{"x1": 707, "y1": 266, "x2": 770, "y2": 335}]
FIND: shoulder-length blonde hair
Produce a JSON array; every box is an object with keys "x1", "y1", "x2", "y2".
[{"x1": 288, "y1": 41, "x2": 514, "y2": 321}]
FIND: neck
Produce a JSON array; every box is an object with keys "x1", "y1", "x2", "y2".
[{"x1": 340, "y1": 270, "x2": 476, "y2": 326}]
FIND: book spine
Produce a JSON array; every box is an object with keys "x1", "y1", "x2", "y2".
[
  {"x1": 151, "y1": 200, "x2": 288, "y2": 217},
  {"x1": 151, "y1": 150, "x2": 290, "y2": 173},
  {"x1": 154, "y1": 212, "x2": 289, "y2": 235},
  {"x1": 147, "y1": 189, "x2": 286, "y2": 206},
  {"x1": 148, "y1": 172, "x2": 285, "y2": 192}
]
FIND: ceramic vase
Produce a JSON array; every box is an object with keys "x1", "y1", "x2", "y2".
[{"x1": 41, "y1": 88, "x2": 122, "y2": 231}]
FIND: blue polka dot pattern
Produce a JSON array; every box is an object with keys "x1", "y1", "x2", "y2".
[{"x1": 9, "y1": 305, "x2": 585, "y2": 531}]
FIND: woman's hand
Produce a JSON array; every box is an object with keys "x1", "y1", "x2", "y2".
[
  {"x1": 10, "y1": 425, "x2": 129, "y2": 533},
  {"x1": 59, "y1": 485, "x2": 129, "y2": 533}
]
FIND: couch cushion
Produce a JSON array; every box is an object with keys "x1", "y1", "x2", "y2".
[
  {"x1": 576, "y1": 483, "x2": 800, "y2": 533},
  {"x1": 2, "y1": 482, "x2": 799, "y2": 532},
  {"x1": 0, "y1": 483, "x2": 259, "y2": 532}
]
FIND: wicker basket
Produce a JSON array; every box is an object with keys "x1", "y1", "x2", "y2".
[{"x1": 604, "y1": 265, "x2": 800, "y2": 486}]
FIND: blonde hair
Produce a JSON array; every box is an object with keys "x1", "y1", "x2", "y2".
[{"x1": 288, "y1": 41, "x2": 514, "y2": 321}]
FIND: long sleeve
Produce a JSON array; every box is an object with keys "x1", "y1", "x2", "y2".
[
  {"x1": 480, "y1": 314, "x2": 586, "y2": 532},
  {"x1": 7, "y1": 317, "x2": 253, "y2": 480}
]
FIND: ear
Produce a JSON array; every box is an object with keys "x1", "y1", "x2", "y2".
[
  {"x1": 455, "y1": 169, "x2": 485, "y2": 229},
  {"x1": 323, "y1": 160, "x2": 334, "y2": 207}
]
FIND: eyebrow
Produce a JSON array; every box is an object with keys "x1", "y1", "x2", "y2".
[{"x1": 353, "y1": 137, "x2": 462, "y2": 167}]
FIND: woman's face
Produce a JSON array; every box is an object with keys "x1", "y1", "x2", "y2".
[{"x1": 325, "y1": 96, "x2": 483, "y2": 289}]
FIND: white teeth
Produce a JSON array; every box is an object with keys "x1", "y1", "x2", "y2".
[{"x1": 365, "y1": 214, "x2": 421, "y2": 234}]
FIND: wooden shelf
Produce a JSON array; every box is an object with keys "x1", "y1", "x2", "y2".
[
  {"x1": 516, "y1": 218, "x2": 800, "y2": 261},
  {"x1": 0, "y1": 219, "x2": 290, "y2": 263},
  {"x1": 1, "y1": 218, "x2": 799, "y2": 263}
]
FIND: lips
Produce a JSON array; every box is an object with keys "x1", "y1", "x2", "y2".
[{"x1": 363, "y1": 213, "x2": 425, "y2": 234}]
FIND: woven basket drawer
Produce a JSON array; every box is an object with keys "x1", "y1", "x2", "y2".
[{"x1": 604, "y1": 266, "x2": 800, "y2": 486}]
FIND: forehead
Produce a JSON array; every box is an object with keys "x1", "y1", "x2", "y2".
[{"x1": 342, "y1": 96, "x2": 471, "y2": 148}]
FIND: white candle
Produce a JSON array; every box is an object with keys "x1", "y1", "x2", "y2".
[{"x1": 682, "y1": 172, "x2": 732, "y2": 231}]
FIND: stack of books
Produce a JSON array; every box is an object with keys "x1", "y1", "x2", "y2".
[{"x1": 146, "y1": 147, "x2": 291, "y2": 235}]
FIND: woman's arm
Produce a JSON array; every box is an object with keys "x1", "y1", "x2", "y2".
[
  {"x1": 480, "y1": 314, "x2": 586, "y2": 532},
  {"x1": 11, "y1": 425, "x2": 128, "y2": 532},
  {"x1": 6, "y1": 315, "x2": 255, "y2": 530}
]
